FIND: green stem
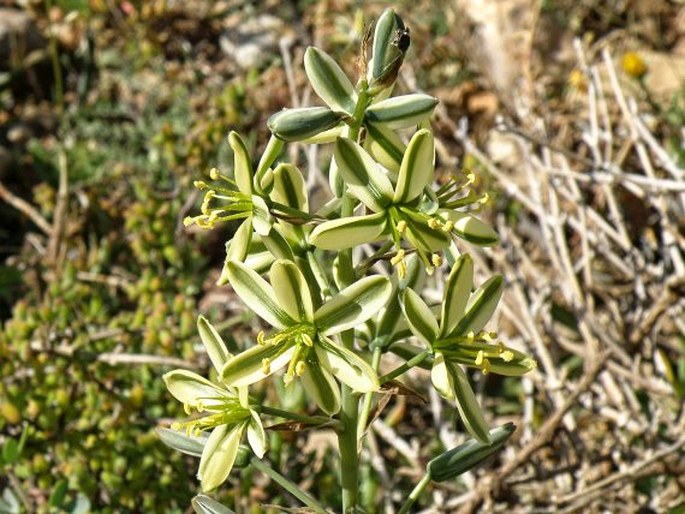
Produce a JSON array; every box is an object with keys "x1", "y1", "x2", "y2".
[
  {"x1": 379, "y1": 350, "x2": 430, "y2": 385},
  {"x1": 250, "y1": 457, "x2": 327, "y2": 513},
  {"x1": 397, "y1": 472, "x2": 432, "y2": 514},
  {"x1": 258, "y1": 405, "x2": 336, "y2": 427},
  {"x1": 357, "y1": 347, "x2": 382, "y2": 443}
]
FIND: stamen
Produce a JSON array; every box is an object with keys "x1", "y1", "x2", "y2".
[
  {"x1": 396, "y1": 220, "x2": 407, "y2": 233},
  {"x1": 301, "y1": 333, "x2": 314, "y2": 347},
  {"x1": 194, "y1": 180, "x2": 208, "y2": 190},
  {"x1": 183, "y1": 402, "x2": 192, "y2": 415},
  {"x1": 295, "y1": 361, "x2": 306, "y2": 376},
  {"x1": 261, "y1": 358, "x2": 271, "y2": 375},
  {"x1": 442, "y1": 220, "x2": 454, "y2": 232},
  {"x1": 257, "y1": 331, "x2": 266, "y2": 345},
  {"x1": 431, "y1": 253, "x2": 443, "y2": 267},
  {"x1": 390, "y1": 249, "x2": 406, "y2": 266},
  {"x1": 481, "y1": 358, "x2": 491, "y2": 375},
  {"x1": 475, "y1": 350, "x2": 484, "y2": 366},
  {"x1": 501, "y1": 350, "x2": 514, "y2": 362},
  {"x1": 427, "y1": 218, "x2": 440, "y2": 230},
  {"x1": 209, "y1": 168, "x2": 221, "y2": 180}
]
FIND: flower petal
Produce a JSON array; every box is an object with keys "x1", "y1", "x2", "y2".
[
  {"x1": 255, "y1": 135, "x2": 284, "y2": 194},
  {"x1": 198, "y1": 315, "x2": 231, "y2": 374},
  {"x1": 198, "y1": 423, "x2": 246, "y2": 492},
  {"x1": 431, "y1": 352, "x2": 455, "y2": 401},
  {"x1": 192, "y1": 494, "x2": 237, "y2": 514},
  {"x1": 310, "y1": 212, "x2": 388, "y2": 250},
  {"x1": 316, "y1": 337, "x2": 379, "y2": 393},
  {"x1": 440, "y1": 254, "x2": 474, "y2": 337},
  {"x1": 454, "y1": 275, "x2": 504, "y2": 336},
  {"x1": 449, "y1": 362, "x2": 491, "y2": 444},
  {"x1": 334, "y1": 137, "x2": 394, "y2": 211},
  {"x1": 225, "y1": 260, "x2": 295, "y2": 329},
  {"x1": 364, "y1": 94, "x2": 438, "y2": 129},
  {"x1": 163, "y1": 370, "x2": 230, "y2": 409},
  {"x1": 221, "y1": 342, "x2": 296, "y2": 387},
  {"x1": 251, "y1": 195, "x2": 273, "y2": 236},
  {"x1": 300, "y1": 358, "x2": 341, "y2": 415},
  {"x1": 228, "y1": 132, "x2": 252, "y2": 195},
  {"x1": 394, "y1": 129, "x2": 435, "y2": 204},
  {"x1": 304, "y1": 46, "x2": 357, "y2": 114},
  {"x1": 270, "y1": 259, "x2": 314, "y2": 322},
  {"x1": 364, "y1": 122, "x2": 405, "y2": 175},
  {"x1": 315, "y1": 275, "x2": 392, "y2": 335},
  {"x1": 268, "y1": 107, "x2": 344, "y2": 142},
  {"x1": 442, "y1": 211, "x2": 499, "y2": 246},
  {"x1": 405, "y1": 218, "x2": 451, "y2": 252},
  {"x1": 401, "y1": 288, "x2": 439, "y2": 346},
  {"x1": 220, "y1": 218, "x2": 253, "y2": 272},
  {"x1": 247, "y1": 411, "x2": 267, "y2": 458},
  {"x1": 270, "y1": 163, "x2": 308, "y2": 212}
]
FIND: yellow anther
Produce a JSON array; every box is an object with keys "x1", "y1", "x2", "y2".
[
  {"x1": 390, "y1": 249, "x2": 406, "y2": 266},
  {"x1": 475, "y1": 350, "x2": 484, "y2": 366},
  {"x1": 466, "y1": 331, "x2": 475, "y2": 343},
  {"x1": 295, "y1": 360, "x2": 306, "y2": 376},
  {"x1": 257, "y1": 331, "x2": 266, "y2": 345},
  {"x1": 479, "y1": 192, "x2": 490, "y2": 205},
  {"x1": 170, "y1": 422, "x2": 182, "y2": 431},
  {"x1": 397, "y1": 260, "x2": 407, "y2": 279},
  {"x1": 431, "y1": 253, "x2": 443, "y2": 267},
  {"x1": 201, "y1": 190, "x2": 216, "y2": 215},
  {"x1": 481, "y1": 358, "x2": 491, "y2": 375},
  {"x1": 501, "y1": 350, "x2": 514, "y2": 362},
  {"x1": 302, "y1": 333, "x2": 314, "y2": 347},
  {"x1": 194, "y1": 180, "x2": 208, "y2": 190},
  {"x1": 283, "y1": 372, "x2": 294, "y2": 386},
  {"x1": 396, "y1": 220, "x2": 407, "y2": 233},
  {"x1": 481, "y1": 331, "x2": 496, "y2": 342},
  {"x1": 209, "y1": 168, "x2": 221, "y2": 180},
  {"x1": 183, "y1": 216, "x2": 197, "y2": 227},
  {"x1": 196, "y1": 400, "x2": 205, "y2": 413},
  {"x1": 465, "y1": 170, "x2": 475, "y2": 186},
  {"x1": 193, "y1": 427, "x2": 202, "y2": 438},
  {"x1": 261, "y1": 358, "x2": 271, "y2": 375},
  {"x1": 427, "y1": 218, "x2": 441, "y2": 230},
  {"x1": 183, "y1": 402, "x2": 192, "y2": 415},
  {"x1": 442, "y1": 220, "x2": 454, "y2": 232}
]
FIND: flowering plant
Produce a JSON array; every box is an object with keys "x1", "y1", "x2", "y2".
[{"x1": 160, "y1": 9, "x2": 535, "y2": 513}]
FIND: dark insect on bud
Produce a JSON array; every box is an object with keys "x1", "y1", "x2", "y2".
[{"x1": 393, "y1": 28, "x2": 411, "y2": 54}]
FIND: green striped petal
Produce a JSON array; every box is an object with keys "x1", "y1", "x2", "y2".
[
  {"x1": 163, "y1": 370, "x2": 230, "y2": 410},
  {"x1": 365, "y1": 94, "x2": 438, "y2": 129},
  {"x1": 454, "y1": 275, "x2": 504, "y2": 336},
  {"x1": 247, "y1": 411, "x2": 267, "y2": 458},
  {"x1": 394, "y1": 129, "x2": 435, "y2": 204},
  {"x1": 364, "y1": 122, "x2": 405, "y2": 174},
  {"x1": 300, "y1": 357, "x2": 341, "y2": 415},
  {"x1": 310, "y1": 212, "x2": 387, "y2": 250},
  {"x1": 316, "y1": 337, "x2": 379, "y2": 392},
  {"x1": 370, "y1": 9, "x2": 403, "y2": 81},
  {"x1": 440, "y1": 254, "x2": 474, "y2": 337},
  {"x1": 251, "y1": 195, "x2": 273, "y2": 236},
  {"x1": 405, "y1": 218, "x2": 451, "y2": 252},
  {"x1": 268, "y1": 107, "x2": 344, "y2": 142},
  {"x1": 221, "y1": 218, "x2": 253, "y2": 274},
  {"x1": 254, "y1": 135, "x2": 284, "y2": 194},
  {"x1": 449, "y1": 362, "x2": 491, "y2": 443},
  {"x1": 192, "y1": 493, "x2": 237, "y2": 514},
  {"x1": 198, "y1": 315, "x2": 231, "y2": 374},
  {"x1": 198, "y1": 423, "x2": 246, "y2": 492},
  {"x1": 270, "y1": 163, "x2": 308, "y2": 212},
  {"x1": 334, "y1": 138, "x2": 394, "y2": 211},
  {"x1": 270, "y1": 259, "x2": 313, "y2": 322},
  {"x1": 301, "y1": 124, "x2": 345, "y2": 144},
  {"x1": 401, "y1": 288, "x2": 439, "y2": 346},
  {"x1": 261, "y1": 226, "x2": 295, "y2": 261},
  {"x1": 221, "y1": 342, "x2": 297, "y2": 387},
  {"x1": 225, "y1": 261, "x2": 295, "y2": 329},
  {"x1": 315, "y1": 275, "x2": 392, "y2": 335},
  {"x1": 304, "y1": 46, "x2": 357, "y2": 115},
  {"x1": 442, "y1": 211, "x2": 499, "y2": 246},
  {"x1": 431, "y1": 352, "x2": 455, "y2": 401},
  {"x1": 228, "y1": 131, "x2": 252, "y2": 195}
]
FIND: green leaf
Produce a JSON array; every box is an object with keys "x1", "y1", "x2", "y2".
[
  {"x1": 1, "y1": 438, "x2": 19, "y2": 466},
  {"x1": 49, "y1": 479, "x2": 68, "y2": 508},
  {"x1": 394, "y1": 129, "x2": 435, "y2": 204},
  {"x1": 364, "y1": 94, "x2": 438, "y2": 129},
  {"x1": 310, "y1": 212, "x2": 388, "y2": 250},
  {"x1": 268, "y1": 107, "x2": 345, "y2": 142},
  {"x1": 443, "y1": 211, "x2": 499, "y2": 246},
  {"x1": 401, "y1": 288, "x2": 439, "y2": 346},
  {"x1": 315, "y1": 275, "x2": 392, "y2": 335},
  {"x1": 427, "y1": 423, "x2": 516, "y2": 482},
  {"x1": 228, "y1": 131, "x2": 252, "y2": 195},
  {"x1": 192, "y1": 494, "x2": 237, "y2": 514},
  {"x1": 270, "y1": 163, "x2": 308, "y2": 212},
  {"x1": 364, "y1": 122, "x2": 405, "y2": 174},
  {"x1": 226, "y1": 261, "x2": 295, "y2": 329},
  {"x1": 450, "y1": 362, "x2": 491, "y2": 444},
  {"x1": 317, "y1": 337, "x2": 379, "y2": 392},
  {"x1": 334, "y1": 138, "x2": 394, "y2": 211},
  {"x1": 221, "y1": 342, "x2": 296, "y2": 387},
  {"x1": 163, "y1": 370, "x2": 231, "y2": 409},
  {"x1": 198, "y1": 423, "x2": 247, "y2": 492},
  {"x1": 440, "y1": 254, "x2": 474, "y2": 337},
  {"x1": 270, "y1": 259, "x2": 314, "y2": 322},
  {"x1": 454, "y1": 275, "x2": 504, "y2": 336},
  {"x1": 300, "y1": 358, "x2": 341, "y2": 415},
  {"x1": 198, "y1": 315, "x2": 231, "y2": 374},
  {"x1": 156, "y1": 427, "x2": 208, "y2": 457},
  {"x1": 304, "y1": 46, "x2": 357, "y2": 114}
]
